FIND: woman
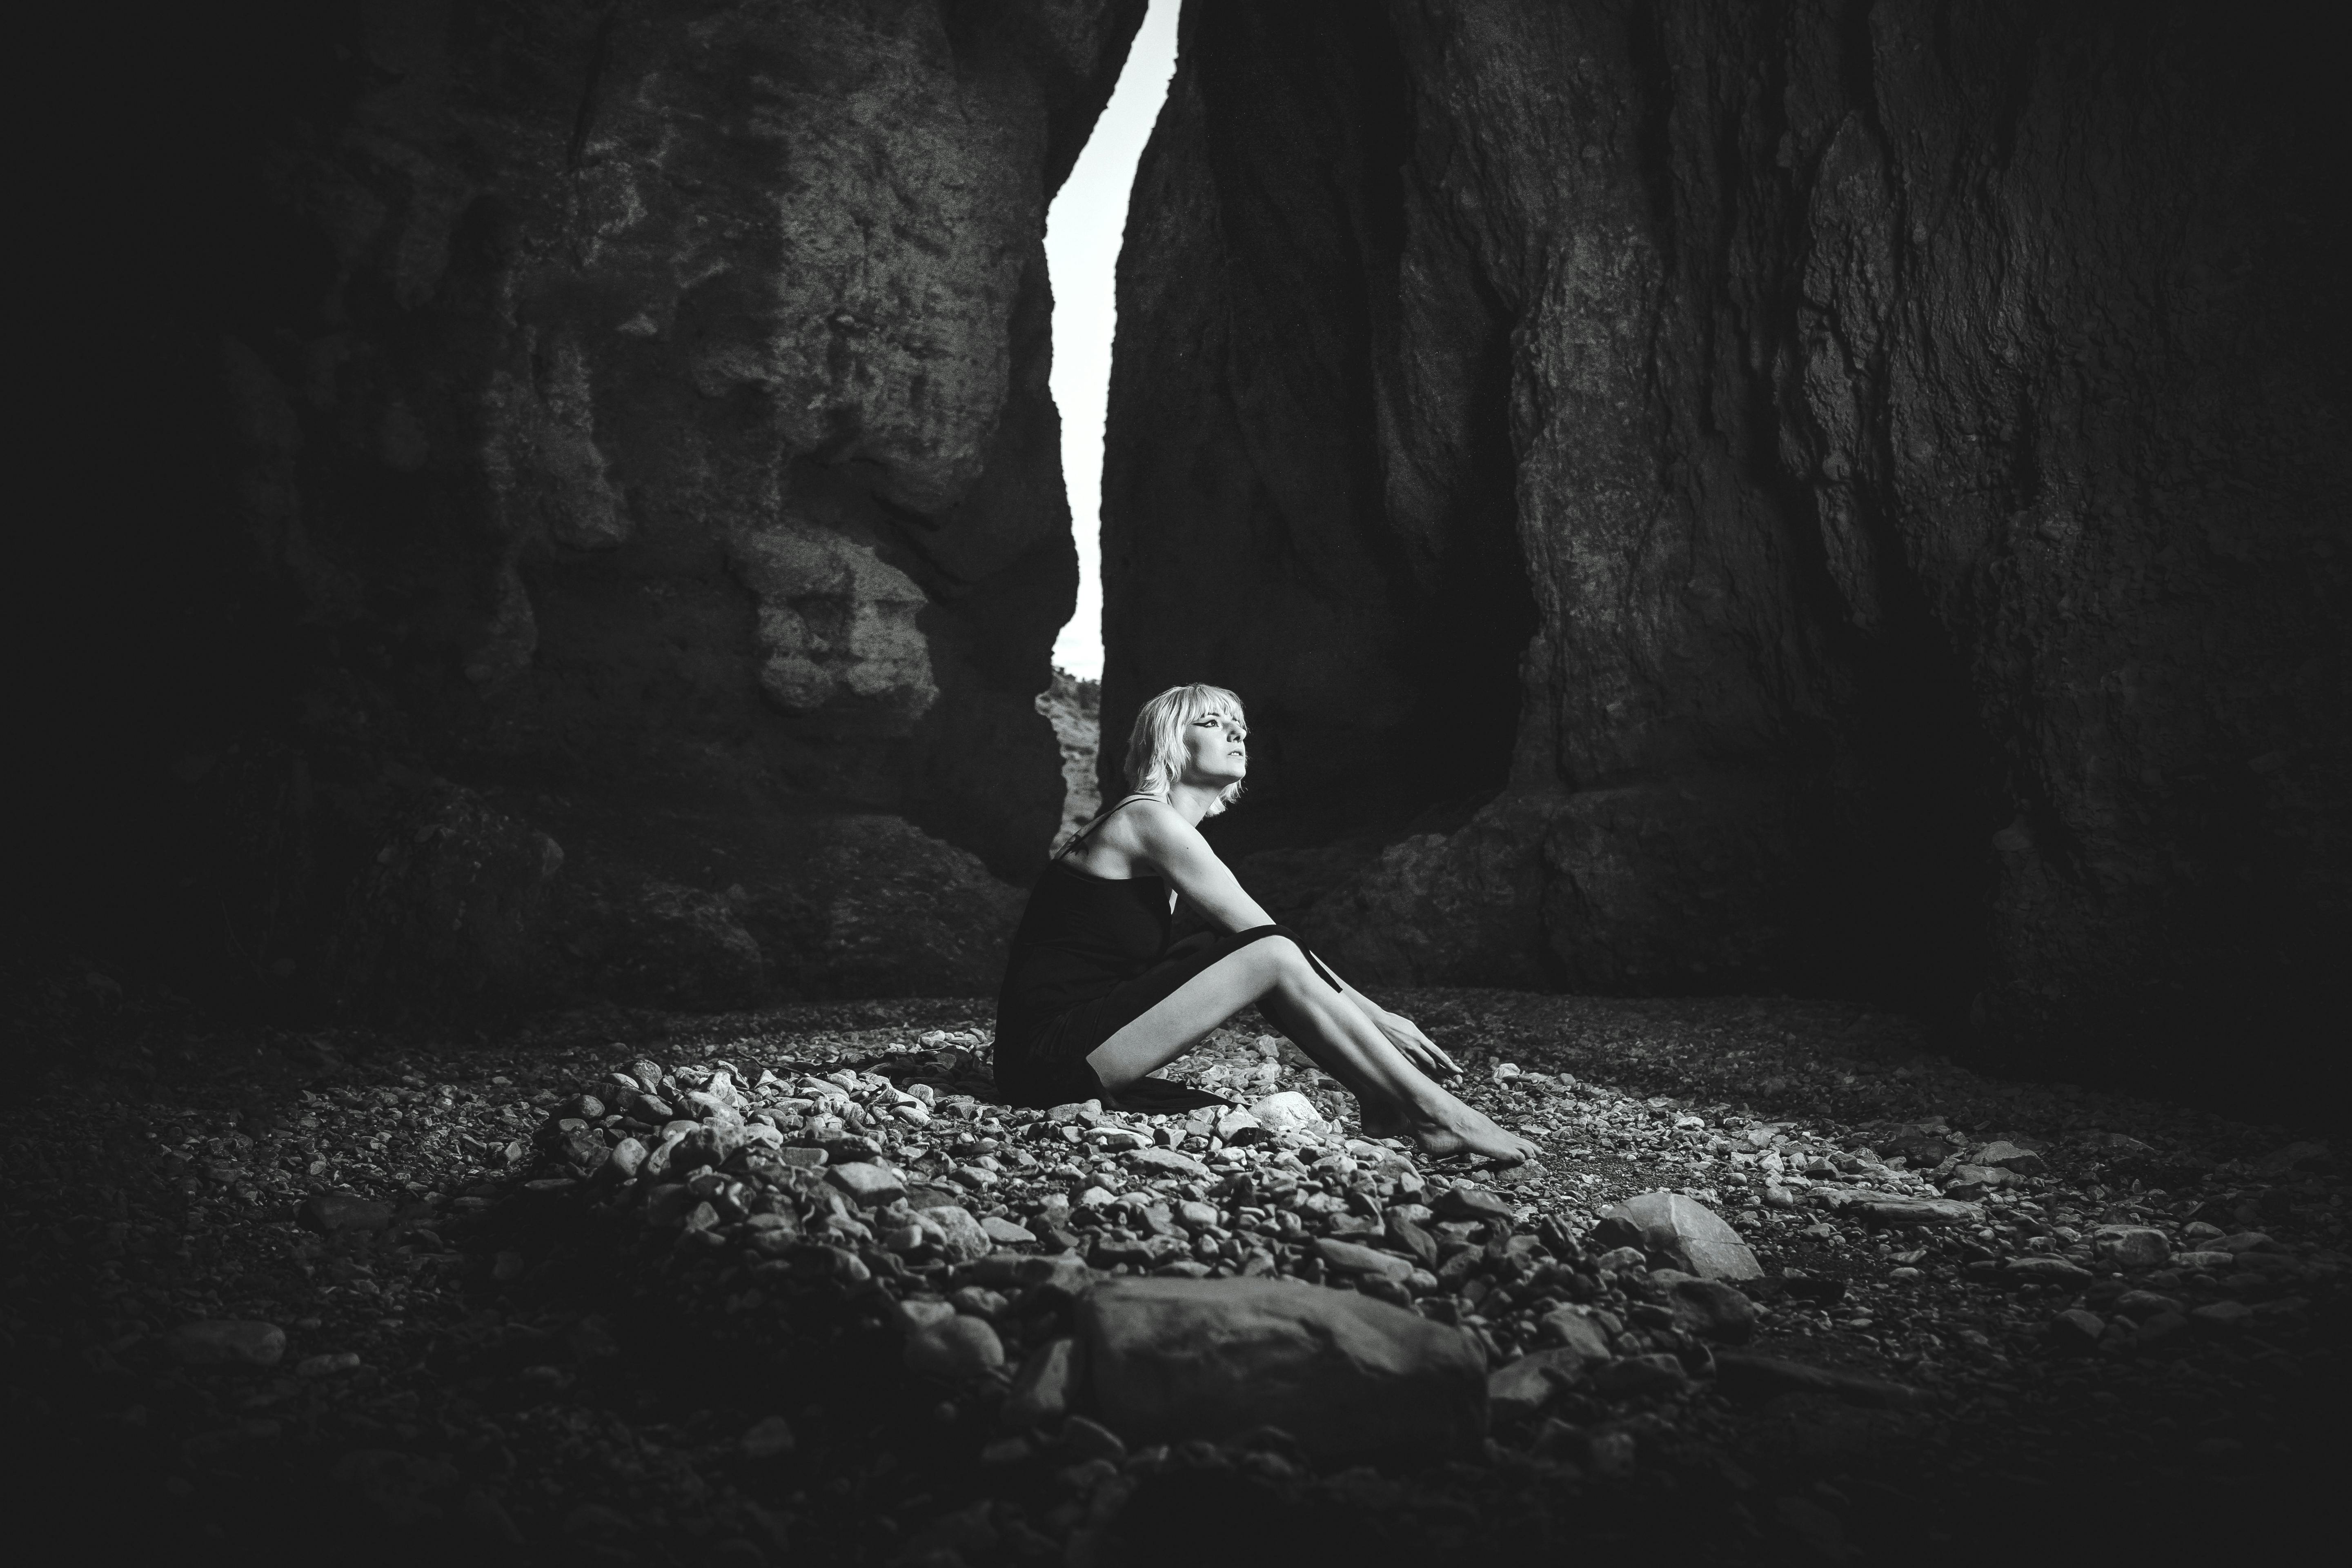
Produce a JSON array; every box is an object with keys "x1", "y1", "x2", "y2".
[{"x1": 993, "y1": 683, "x2": 1537, "y2": 1164}]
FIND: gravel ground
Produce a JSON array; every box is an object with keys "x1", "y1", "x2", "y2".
[{"x1": 3, "y1": 983, "x2": 2340, "y2": 1565}]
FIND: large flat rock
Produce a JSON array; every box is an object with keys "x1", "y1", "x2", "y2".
[{"x1": 1077, "y1": 1277, "x2": 1485, "y2": 1459}]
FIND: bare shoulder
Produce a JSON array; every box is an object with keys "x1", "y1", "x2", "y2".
[{"x1": 1099, "y1": 796, "x2": 1191, "y2": 850}]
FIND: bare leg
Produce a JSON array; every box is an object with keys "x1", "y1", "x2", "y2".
[
  {"x1": 1254, "y1": 988, "x2": 1410, "y2": 1136},
  {"x1": 1086, "y1": 940, "x2": 1535, "y2": 1163}
]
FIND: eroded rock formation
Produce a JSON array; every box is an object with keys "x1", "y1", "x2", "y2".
[
  {"x1": 60, "y1": 0, "x2": 1146, "y2": 1011},
  {"x1": 1105, "y1": 0, "x2": 2348, "y2": 1080}
]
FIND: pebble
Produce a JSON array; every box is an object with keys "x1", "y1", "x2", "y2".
[
  {"x1": 1004, "y1": 1337, "x2": 1080, "y2": 1428},
  {"x1": 2047, "y1": 1308, "x2": 2105, "y2": 1349},
  {"x1": 827, "y1": 1162, "x2": 906, "y2": 1206},
  {"x1": 167, "y1": 1320, "x2": 285, "y2": 1368},
  {"x1": 739, "y1": 1415, "x2": 796, "y2": 1459},
  {"x1": 1246, "y1": 1092, "x2": 1327, "y2": 1135},
  {"x1": 1315, "y1": 1237, "x2": 1414, "y2": 1280},
  {"x1": 298, "y1": 1190, "x2": 395, "y2": 1234},
  {"x1": 1592, "y1": 1353, "x2": 1688, "y2": 1395},
  {"x1": 1667, "y1": 1278, "x2": 1759, "y2": 1343},
  {"x1": 2189, "y1": 1301, "x2": 2254, "y2": 1331},
  {"x1": 982, "y1": 1215, "x2": 1036, "y2": 1244},
  {"x1": 2091, "y1": 1226, "x2": 2171, "y2": 1268},
  {"x1": 904, "y1": 1316, "x2": 1006, "y2": 1379}
]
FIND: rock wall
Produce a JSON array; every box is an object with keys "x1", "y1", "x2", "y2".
[
  {"x1": 41, "y1": 0, "x2": 1145, "y2": 1013},
  {"x1": 1104, "y1": 0, "x2": 2350, "y2": 1078}
]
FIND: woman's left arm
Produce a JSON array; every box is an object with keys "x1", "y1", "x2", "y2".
[{"x1": 1317, "y1": 964, "x2": 1462, "y2": 1079}]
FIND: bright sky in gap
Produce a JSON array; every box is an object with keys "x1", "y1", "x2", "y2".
[{"x1": 1045, "y1": 0, "x2": 1179, "y2": 682}]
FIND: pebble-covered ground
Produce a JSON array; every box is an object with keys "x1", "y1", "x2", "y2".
[{"x1": 4, "y1": 985, "x2": 2341, "y2": 1565}]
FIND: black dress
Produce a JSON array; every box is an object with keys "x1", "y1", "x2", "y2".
[{"x1": 991, "y1": 796, "x2": 1344, "y2": 1109}]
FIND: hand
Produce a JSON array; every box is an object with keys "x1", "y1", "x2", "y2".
[{"x1": 1373, "y1": 1010, "x2": 1461, "y2": 1079}]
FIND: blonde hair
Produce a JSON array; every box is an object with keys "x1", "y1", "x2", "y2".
[{"x1": 1123, "y1": 684, "x2": 1248, "y2": 817}]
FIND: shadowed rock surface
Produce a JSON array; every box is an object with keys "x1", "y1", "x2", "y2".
[
  {"x1": 1102, "y1": 0, "x2": 2349, "y2": 1089},
  {"x1": 37, "y1": 0, "x2": 1147, "y2": 1012}
]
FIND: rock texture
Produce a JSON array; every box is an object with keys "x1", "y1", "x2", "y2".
[
  {"x1": 63, "y1": 0, "x2": 1148, "y2": 1012},
  {"x1": 1104, "y1": 0, "x2": 2349, "y2": 1082}
]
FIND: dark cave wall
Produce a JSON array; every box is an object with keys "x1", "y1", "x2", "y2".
[
  {"x1": 1103, "y1": 0, "x2": 2350, "y2": 1074},
  {"x1": 51, "y1": 0, "x2": 1146, "y2": 1012}
]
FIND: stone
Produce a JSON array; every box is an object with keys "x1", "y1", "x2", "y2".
[
  {"x1": 2047, "y1": 1308, "x2": 2106, "y2": 1350},
  {"x1": 1177, "y1": 1200, "x2": 1222, "y2": 1230},
  {"x1": 604, "y1": 1138, "x2": 648, "y2": 1181},
  {"x1": 2091, "y1": 1226, "x2": 2171, "y2": 1268},
  {"x1": 1536, "y1": 1309, "x2": 1615, "y2": 1364},
  {"x1": 1216, "y1": 1110, "x2": 1269, "y2": 1145},
  {"x1": 1126, "y1": 1146, "x2": 1210, "y2": 1180},
  {"x1": 1599, "y1": 1193, "x2": 1761, "y2": 1281},
  {"x1": 1593, "y1": 1246, "x2": 1649, "y2": 1273},
  {"x1": 2003, "y1": 1257, "x2": 2094, "y2": 1286},
  {"x1": 1711, "y1": 1354, "x2": 1931, "y2": 1409},
  {"x1": 1487, "y1": 1348, "x2": 1591, "y2": 1421},
  {"x1": 1078, "y1": 1277, "x2": 1486, "y2": 1459},
  {"x1": 298, "y1": 1191, "x2": 394, "y2": 1234},
  {"x1": 167, "y1": 1321, "x2": 285, "y2": 1368},
  {"x1": 2113, "y1": 1290, "x2": 2187, "y2": 1323},
  {"x1": 1431, "y1": 1184, "x2": 1514, "y2": 1223},
  {"x1": 1004, "y1": 1337, "x2": 1081, "y2": 1428},
  {"x1": 1060, "y1": 1414, "x2": 1129, "y2": 1466},
  {"x1": 739, "y1": 1416, "x2": 796, "y2": 1459},
  {"x1": 295, "y1": 1351, "x2": 363, "y2": 1377},
  {"x1": 1386, "y1": 1212, "x2": 1440, "y2": 1270},
  {"x1": 2190, "y1": 1301, "x2": 2255, "y2": 1331},
  {"x1": 1246, "y1": 1092, "x2": 1328, "y2": 1136},
  {"x1": 1970, "y1": 1141, "x2": 2047, "y2": 1174},
  {"x1": 2174, "y1": 1250, "x2": 2238, "y2": 1272},
  {"x1": 826, "y1": 1162, "x2": 907, "y2": 1207},
  {"x1": 1857, "y1": 1199, "x2": 1983, "y2": 1226},
  {"x1": 1592, "y1": 1354, "x2": 1689, "y2": 1396},
  {"x1": 1315, "y1": 1237, "x2": 1415, "y2": 1280},
  {"x1": 904, "y1": 1317, "x2": 1007, "y2": 1380},
  {"x1": 2206, "y1": 1231, "x2": 2285, "y2": 1254},
  {"x1": 1667, "y1": 1278, "x2": 1758, "y2": 1344},
  {"x1": 916, "y1": 1205, "x2": 995, "y2": 1263},
  {"x1": 982, "y1": 1216, "x2": 1036, "y2": 1245}
]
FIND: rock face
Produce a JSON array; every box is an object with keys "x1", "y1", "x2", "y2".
[
  {"x1": 1104, "y1": 1, "x2": 2350, "y2": 1083},
  {"x1": 65, "y1": 0, "x2": 1149, "y2": 1012},
  {"x1": 1077, "y1": 1275, "x2": 1486, "y2": 1459}
]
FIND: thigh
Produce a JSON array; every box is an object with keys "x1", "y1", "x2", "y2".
[{"x1": 1085, "y1": 934, "x2": 1307, "y2": 1085}]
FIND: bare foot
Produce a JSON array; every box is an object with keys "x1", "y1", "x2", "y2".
[{"x1": 1407, "y1": 1097, "x2": 1539, "y2": 1165}]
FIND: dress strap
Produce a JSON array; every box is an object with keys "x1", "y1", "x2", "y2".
[{"x1": 1052, "y1": 792, "x2": 1161, "y2": 860}]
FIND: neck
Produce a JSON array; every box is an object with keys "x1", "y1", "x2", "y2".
[{"x1": 1164, "y1": 781, "x2": 1223, "y2": 826}]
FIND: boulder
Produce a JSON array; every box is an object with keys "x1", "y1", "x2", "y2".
[
  {"x1": 1078, "y1": 1277, "x2": 1485, "y2": 1459},
  {"x1": 1599, "y1": 1193, "x2": 1761, "y2": 1281}
]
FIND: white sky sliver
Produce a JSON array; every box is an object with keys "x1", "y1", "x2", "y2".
[{"x1": 1044, "y1": 0, "x2": 1177, "y2": 683}]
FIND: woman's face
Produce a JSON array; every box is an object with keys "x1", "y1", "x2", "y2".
[{"x1": 1181, "y1": 705, "x2": 1248, "y2": 787}]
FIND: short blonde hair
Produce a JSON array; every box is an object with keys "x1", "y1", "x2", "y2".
[{"x1": 1123, "y1": 684, "x2": 1248, "y2": 817}]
